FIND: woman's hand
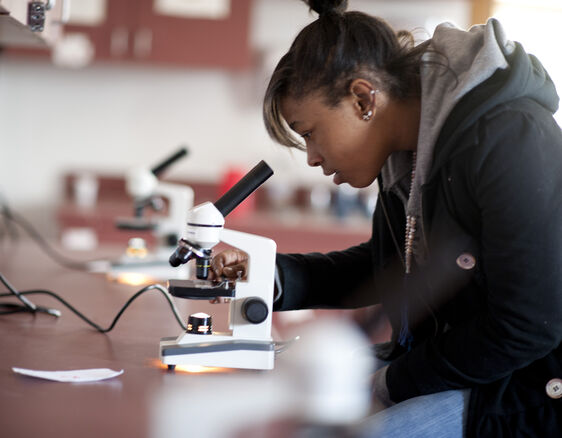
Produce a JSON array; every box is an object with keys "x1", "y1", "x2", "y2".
[
  {"x1": 209, "y1": 248, "x2": 249, "y2": 280},
  {"x1": 208, "y1": 249, "x2": 248, "y2": 304}
]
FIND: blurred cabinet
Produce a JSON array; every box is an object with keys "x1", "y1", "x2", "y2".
[
  {"x1": 57, "y1": 173, "x2": 372, "y2": 252},
  {"x1": 64, "y1": 0, "x2": 253, "y2": 68},
  {"x1": 0, "y1": 0, "x2": 64, "y2": 47}
]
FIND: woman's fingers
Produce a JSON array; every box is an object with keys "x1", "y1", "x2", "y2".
[
  {"x1": 209, "y1": 250, "x2": 248, "y2": 304},
  {"x1": 211, "y1": 249, "x2": 248, "y2": 278},
  {"x1": 223, "y1": 263, "x2": 247, "y2": 279}
]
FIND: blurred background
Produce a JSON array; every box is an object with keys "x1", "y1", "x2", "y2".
[{"x1": 0, "y1": 0, "x2": 560, "y2": 250}]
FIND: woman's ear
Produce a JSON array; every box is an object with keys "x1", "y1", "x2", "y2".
[{"x1": 350, "y1": 79, "x2": 377, "y2": 121}]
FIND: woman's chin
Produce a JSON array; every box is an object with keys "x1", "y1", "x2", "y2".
[{"x1": 337, "y1": 175, "x2": 374, "y2": 189}]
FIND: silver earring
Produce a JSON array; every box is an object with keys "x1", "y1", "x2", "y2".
[{"x1": 362, "y1": 89, "x2": 378, "y2": 121}]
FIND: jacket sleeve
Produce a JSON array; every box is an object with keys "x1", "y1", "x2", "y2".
[
  {"x1": 274, "y1": 188, "x2": 407, "y2": 311},
  {"x1": 274, "y1": 241, "x2": 374, "y2": 310},
  {"x1": 387, "y1": 106, "x2": 562, "y2": 401}
]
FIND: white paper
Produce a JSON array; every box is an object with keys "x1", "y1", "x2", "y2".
[{"x1": 12, "y1": 367, "x2": 124, "y2": 383}]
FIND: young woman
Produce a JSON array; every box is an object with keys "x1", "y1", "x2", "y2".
[{"x1": 211, "y1": 0, "x2": 562, "y2": 436}]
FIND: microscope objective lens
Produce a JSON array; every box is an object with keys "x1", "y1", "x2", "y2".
[{"x1": 196, "y1": 251, "x2": 212, "y2": 280}]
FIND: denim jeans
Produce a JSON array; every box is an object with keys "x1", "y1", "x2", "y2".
[{"x1": 353, "y1": 359, "x2": 471, "y2": 438}]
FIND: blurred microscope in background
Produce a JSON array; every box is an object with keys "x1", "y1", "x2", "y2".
[{"x1": 107, "y1": 147, "x2": 194, "y2": 284}]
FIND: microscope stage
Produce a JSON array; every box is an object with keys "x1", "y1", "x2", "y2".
[{"x1": 168, "y1": 278, "x2": 236, "y2": 299}]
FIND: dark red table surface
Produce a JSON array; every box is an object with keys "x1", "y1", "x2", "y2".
[{"x1": 0, "y1": 240, "x2": 236, "y2": 438}]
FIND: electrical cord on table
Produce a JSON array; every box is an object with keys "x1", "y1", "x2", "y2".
[
  {"x1": 0, "y1": 206, "x2": 98, "y2": 271},
  {"x1": 0, "y1": 194, "x2": 19, "y2": 241},
  {"x1": 0, "y1": 272, "x2": 187, "y2": 332},
  {"x1": 0, "y1": 202, "x2": 298, "y2": 351},
  {"x1": 1, "y1": 271, "x2": 297, "y2": 354},
  {"x1": 274, "y1": 336, "x2": 300, "y2": 355}
]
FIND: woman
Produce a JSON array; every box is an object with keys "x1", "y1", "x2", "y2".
[{"x1": 211, "y1": 0, "x2": 562, "y2": 436}]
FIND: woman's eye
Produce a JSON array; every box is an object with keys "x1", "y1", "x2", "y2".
[{"x1": 301, "y1": 131, "x2": 312, "y2": 140}]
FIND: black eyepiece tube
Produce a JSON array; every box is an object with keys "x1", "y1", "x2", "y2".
[
  {"x1": 151, "y1": 146, "x2": 188, "y2": 177},
  {"x1": 214, "y1": 160, "x2": 273, "y2": 218}
]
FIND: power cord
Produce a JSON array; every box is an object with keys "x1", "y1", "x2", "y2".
[
  {"x1": 0, "y1": 194, "x2": 19, "y2": 241},
  {"x1": 0, "y1": 272, "x2": 187, "y2": 332},
  {"x1": 1, "y1": 271, "x2": 296, "y2": 355},
  {"x1": 274, "y1": 336, "x2": 300, "y2": 355},
  {"x1": 0, "y1": 206, "x2": 98, "y2": 271},
  {"x1": 0, "y1": 272, "x2": 60, "y2": 317}
]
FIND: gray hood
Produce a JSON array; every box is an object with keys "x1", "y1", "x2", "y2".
[{"x1": 381, "y1": 18, "x2": 519, "y2": 265}]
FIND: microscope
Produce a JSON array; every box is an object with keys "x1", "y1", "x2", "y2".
[
  {"x1": 160, "y1": 161, "x2": 277, "y2": 371},
  {"x1": 108, "y1": 147, "x2": 194, "y2": 283}
]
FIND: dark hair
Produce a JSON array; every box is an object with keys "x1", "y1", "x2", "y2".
[{"x1": 263, "y1": 0, "x2": 435, "y2": 150}]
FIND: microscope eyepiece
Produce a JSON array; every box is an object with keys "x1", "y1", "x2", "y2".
[
  {"x1": 151, "y1": 147, "x2": 188, "y2": 178},
  {"x1": 214, "y1": 160, "x2": 273, "y2": 218}
]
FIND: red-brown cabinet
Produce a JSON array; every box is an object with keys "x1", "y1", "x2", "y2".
[{"x1": 62, "y1": 0, "x2": 254, "y2": 68}]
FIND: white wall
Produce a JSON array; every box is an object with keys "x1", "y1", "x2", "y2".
[{"x1": 0, "y1": 0, "x2": 472, "y2": 216}]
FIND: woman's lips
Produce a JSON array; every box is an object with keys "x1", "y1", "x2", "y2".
[
  {"x1": 323, "y1": 168, "x2": 343, "y2": 185},
  {"x1": 333, "y1": 171, "x2": 343, "y2": 185}
]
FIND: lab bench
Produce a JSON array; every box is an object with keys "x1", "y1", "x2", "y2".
[{"x1": 0, "y1": 240, "x2": 390, "y2": 438}]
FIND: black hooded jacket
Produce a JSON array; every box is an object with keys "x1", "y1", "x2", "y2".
[{"x1": 273, "y1": 21, "x2": 562, "y2": 437}]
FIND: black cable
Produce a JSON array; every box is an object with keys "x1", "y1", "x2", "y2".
[
  {"x1": 0, "y1": 195, "x2": 19, "y2": 241},
  {"x1": 0, "y1": 271, "x2": 37, "y2": 312},
  {"x1": 0, "y1": 280, "x2": 296, "y2": 355},
  {"x1": 0, "y1": 302, "x2": 60, "y2": 317},
  {"x1": 2, "y1": 274, "x2": 300, "y2": 359},
  {"x1": 0, "y1": 302, "x2": 32, "y2": 315},
  {"x1": 0, "y1": 208, "x2": 96, "y2": 271},
  {"x1": 0, "y1": 275, "x2": 187, "y2": 332}
]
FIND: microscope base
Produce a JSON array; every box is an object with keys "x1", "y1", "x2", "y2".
[{"x1": 159, "y1": 336, "x2": 275, "y2": 370}]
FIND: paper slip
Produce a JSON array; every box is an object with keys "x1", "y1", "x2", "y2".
[{"x1": 12, "y1": 367, "x2": 124, "y2": 383}]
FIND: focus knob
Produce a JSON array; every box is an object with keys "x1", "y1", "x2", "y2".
[{"x1": 242, "y1": 297, "x2": 268, "y2": 324}]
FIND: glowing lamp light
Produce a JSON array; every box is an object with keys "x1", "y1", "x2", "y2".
[
  {"x1": 111, "y1": 272, "x2": 155, "y2": 286},
  {"x1": 149, "y1": 359, "x2": 231, "y2": 374}
]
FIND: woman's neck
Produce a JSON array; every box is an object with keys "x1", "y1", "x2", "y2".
[{"x1": 387, "y1": 96, "x2": 421, "y2": 152}]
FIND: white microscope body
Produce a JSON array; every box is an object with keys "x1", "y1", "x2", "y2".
[
  {"x1": 159, "y1": 202, "x2": 277, "y2": 370},
  {"x1": 125, "y1": 166, "x2": 194, "y2": 245},
  {"x1": 160, "y1": 161, "x2": 276, "y2": 370}
]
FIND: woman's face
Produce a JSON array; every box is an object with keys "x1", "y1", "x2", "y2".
[{"x1": 280, "y1": 88, "x2": 399, "y2": 188}]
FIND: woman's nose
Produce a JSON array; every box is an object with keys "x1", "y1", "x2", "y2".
[{"x1": 306, "y1": 146, "x2": 322, "y2": 167}]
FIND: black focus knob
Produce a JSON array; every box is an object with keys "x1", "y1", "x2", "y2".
[{"x1": 242, "y1": 297, "x2": 269, "y2": 324}]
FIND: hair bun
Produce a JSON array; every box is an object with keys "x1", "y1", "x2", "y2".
[{"x1": 305, "y1": 0, "x2": 348, "y2": 16}]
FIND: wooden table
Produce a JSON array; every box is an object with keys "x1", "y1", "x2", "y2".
[
  {"x1": 0, "y1": 240, "x2": 390, "y2": 438},
  {"x1": 0, "y1": 240, "x2": 241, "y2": 438}
]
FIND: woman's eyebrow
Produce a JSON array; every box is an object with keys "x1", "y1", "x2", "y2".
[{"x1": 289, "y1": 121, "x2": 299, "y2": 130}]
